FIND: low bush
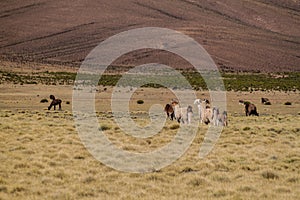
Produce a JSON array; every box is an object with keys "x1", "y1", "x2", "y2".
[
  {"x1": 100, "y1": 125, "x2": 111, "y2": 131},
  {"x1": 170, "y1": 124, "x2": 180, "y2": 130},
  {"x1": 262, "y1": 171, "x2": 279, "y2": 180},
  {"x1": 243, "y1": 127, "x2": 251, "y2": 131},
  {"x1": 137, "y1": 100, "x2": 144, "y2": 104},
  {"x1": 40, "y1": 99, "x2": 48, "y2": 103}
]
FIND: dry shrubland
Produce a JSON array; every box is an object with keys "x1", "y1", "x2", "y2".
[{"x1": 0, "y1": 84, "x2": 299, "y2": 199}]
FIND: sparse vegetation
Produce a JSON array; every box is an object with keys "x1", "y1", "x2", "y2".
[
  {"x1": 169, "y1": 124, "x2": 180, "y2": 130},
  {"x1": 262, "y1": 171, "x2": 279, "y2": 180},
  {"x1": 137, "y1": 100, "x2": 144, "y2": 104},
  {"x1": 243, "y1": 127, "x2": 251, "y2": 131},
  {"x1": 0, "y1": 73, "x2": 299, "y2": 200},
  {"x1": 100, "y1": 124, "x2": 111, "y2": 131},
  {"x1": 40, "y1": 98, "x2": 48, "y2": 103},
  {"x1": 1, "y1": 70, "x2": 300, "y2": 92}
]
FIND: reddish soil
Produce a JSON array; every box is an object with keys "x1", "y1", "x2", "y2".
[{"x1": 0, "y1": 0, "x2": 299, "y2": 72}]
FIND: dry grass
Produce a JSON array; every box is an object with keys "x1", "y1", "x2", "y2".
[{"x1": 0, "y1": 84, "x2": 299, "y2": 199}]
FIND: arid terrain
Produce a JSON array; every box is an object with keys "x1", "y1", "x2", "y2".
[
  {"x1": 0, "y1": 80, "x2": 299, "y2": 199},
  {"x1": 0, "y1": 0, "x2": 299, "y2": 72},
  {"x1": 0, "y1": 1, "x2": 300, "y2": 199}
]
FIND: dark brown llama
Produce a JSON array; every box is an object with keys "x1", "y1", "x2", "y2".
[
  {"x1": 48, "y1": 95, "x2": 62, "y2": 110},
  {"x1": 244, "y1": 102, "x2": 259, "y2": 116},
  {"x1": 164, "y1": 103, "x2": 175, "y2": 120}
]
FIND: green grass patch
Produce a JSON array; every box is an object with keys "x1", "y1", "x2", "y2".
[{"x1": 1, "y1": 70, "x2": 299, "y2": 92}]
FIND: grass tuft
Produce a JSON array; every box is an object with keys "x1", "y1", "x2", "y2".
[
  {"x1": 188, "y1": 178, "x2": 208, "y2": 187},
  {"x1": 11, "y1": 186, "x2": 26, "y2": 193},
  {"x1": 83, "y1": 176, "x2": 96, "y2": 184},
  {"x1": 180, "y1": 167, "x2": 196, "y2": 173},
  {"x1": 262, "y1": 171, "x2": 279, "y2": 180},
  {"x1": 170, "y1": 124, "x2": 180, "y2": 130},
  {"x1": 238, "y1": 186, "x2": 257, "y2": 192},
  {"x1": 40, "y1": 98, "x2": 48, "y2": 103},
  {"x1": 137, "y1": 100, "x2": 144, "y2": 104},
  {"x1": 0, "y1": 186, "x2": 8, "y2": 193},
  {"x1": 243, "y1": 127, "x2": 251, "y2": 131},
  {"x1": 100, "y1": 124, "x2": 111, "y2": 131},
  {"x1": 286, "y1": 177, "x2": 298, "y2": 183},
  {"x1": 213, "y1": 189, "x2": 227, "y2": 197}
]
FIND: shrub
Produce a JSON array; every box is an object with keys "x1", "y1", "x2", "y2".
[
  {"x1": 100, "y1": 125, "x2": 111, "y2": 131},
  {"x1": 170, "y1": 124, "x2": 180, "y2": 130},
  {"x1": 137, "y1": 100, "x2": 144, "y2": 104},
  {"x1": 66, "y1": 101, "x2": 70, "y2": 104},
  {"x1": 0, "y1": 186, "x2": 7, "y2": 193},
  {"x1": 262, "y1": 171, "x2": 279, "y2": 180},
  {"x1": 40, "y1": 99, "x2": 48, "y2": 103},
  {"x1": 188, "y1": 178, "x2": 207, "y2": 187},
  {"x1": 243, "y1": 127, "x2": 251, "y2": 131},
  {"x1": 286, "y1": 177, "x2": 298, "y2": 183},
  {"x1": 284, "y1": 102, "x2": 292, "y2": 105}
]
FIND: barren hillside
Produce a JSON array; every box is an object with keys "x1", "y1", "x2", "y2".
[{"x1": 0, "y1": 0, "x2": 299, "y2": 72}]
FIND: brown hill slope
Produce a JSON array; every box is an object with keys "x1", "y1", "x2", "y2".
[{"x1": 0, "y1": 0, "x2": 299, "y2": 72}]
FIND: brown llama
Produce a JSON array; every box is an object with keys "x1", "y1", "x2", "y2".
[
  {"x1": 164, "y1": 103, "x2": 175, "y2": 120},
  {"x1": 244, "y1": 102, "x2": 259, "y2": 116},
  {"x1": 48, "y1": 95, "x2": 62, "y2": 110}
]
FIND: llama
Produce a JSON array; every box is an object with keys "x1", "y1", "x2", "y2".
[
  {"x1": 187, "y1": 105, "x2": 193, "y2": 125},
  {"x1": 221, "y1": 111, "x2": 228, "y2": 126},
  {"x1": 164, "y1": 103, "x2": 175, "y2": 120},
  {"x1": 194, "y1": 98, "x2": 209, "y2": 124},
  {"x1": 212, "y1": 107, "x2": 220, "y2": 126},
  {"x1": 203, "y1": 105, "x2": 213, "y2": 125},
  {"x1": 212, "y1": 107, "x2": 228, "y2": 126},
  {"x1": 172, "y1": 100, "x2": 193, "y2": 124},
  {"x1": 243, "y1": 102, "x2": 259, "y2": 116},
  {"x1": 261, "y1": 97, "x2": 271, "y2": 105},
  {"x1": 173, "y1": 103, "x2": 183, "y2": 123},
  {"x1": 48, "y1": 95, "x2": 62, "y2": 110}
]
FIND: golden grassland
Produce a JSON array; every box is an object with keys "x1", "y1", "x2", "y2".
[{"x1": 0, "y1": 84, "x2": 299, "y2": 200}]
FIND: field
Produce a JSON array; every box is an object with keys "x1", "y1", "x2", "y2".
[
  {"x1": 1, "y1": 0, "x2": 299, "y2": 199},
  {"x1": 0, "y1": 68, "x2": 299, "y2": 199}
]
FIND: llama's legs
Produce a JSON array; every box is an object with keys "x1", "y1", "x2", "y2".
[{"x1": 188, "y1": 113, "x2": 192, "y2": 125}]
